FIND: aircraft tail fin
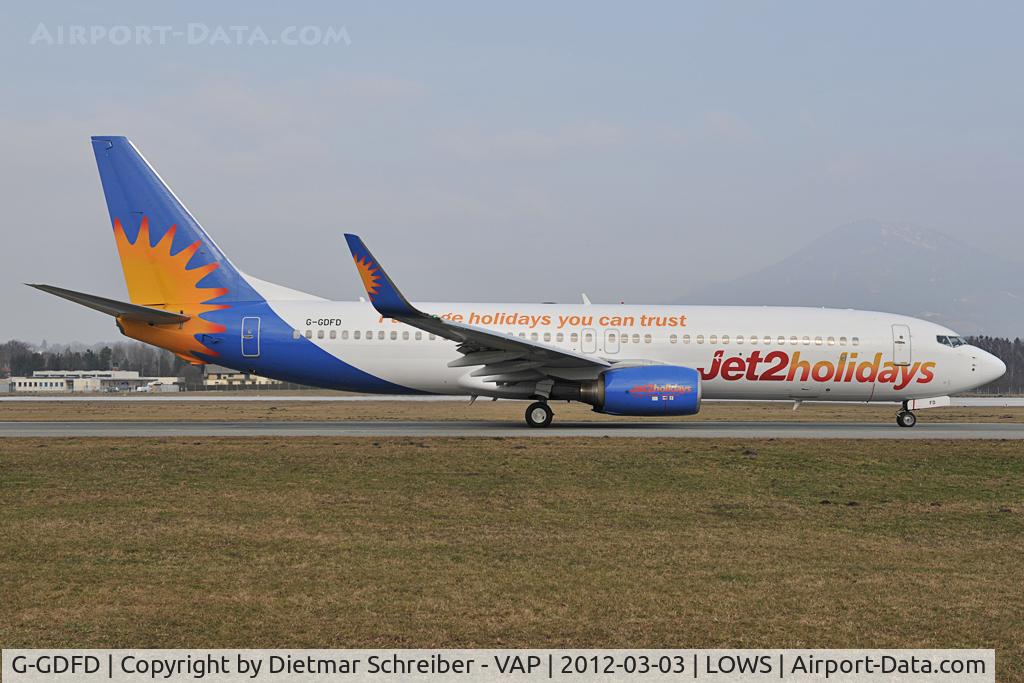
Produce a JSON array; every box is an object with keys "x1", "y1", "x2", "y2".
[{"x1": 90, "y1": 136, "x2": 260, "y2": 307}]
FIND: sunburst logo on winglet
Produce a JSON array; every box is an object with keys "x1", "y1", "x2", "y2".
[
  {"x1": 354, "y1": 255, "x2": 382, "y2": 299},
  {"x1": 113, "y1": 216, "x2": 229, "y2": 362}
]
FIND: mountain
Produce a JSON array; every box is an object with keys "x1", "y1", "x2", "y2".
[{"x1": 678, "y1": 220, "x2": 1023, "y2": 336}]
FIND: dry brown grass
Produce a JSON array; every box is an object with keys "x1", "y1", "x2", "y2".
[
  {"x1": 1, "y1": 437, "x2": 1022, "y2": 677},
  {"x1": 1, "y1": 399, "x2": 1023, "y2": 423}
]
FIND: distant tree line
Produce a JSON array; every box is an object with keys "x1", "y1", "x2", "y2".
[
  {"x1": 965, "y1": 336, "x2": 1024, "y2": 395},
  {"x1": 0, "y1": 339, "x2": 202, "y2": 383}
]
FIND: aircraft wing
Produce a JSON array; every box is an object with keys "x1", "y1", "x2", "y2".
[
  {"x1": 27, "y1": 283, "x2": 191, "y2": 325},
  {"x1": 343, "y1": 235, "x2": 611, "y2": 390}
]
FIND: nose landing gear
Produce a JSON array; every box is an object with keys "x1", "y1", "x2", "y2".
[
  {"x1": 525, "y1": 401, "x2": 553, "y2": 428},
  {"x1": 896, "y1": 401, "x2": 917, "y2": 428}
]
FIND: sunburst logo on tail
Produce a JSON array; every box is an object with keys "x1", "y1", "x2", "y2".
[
  {"x1": 113, "y1": 216, "x2": 229, "y2": 362},
  {"x1": 354, "y1": 255, "x2": 382, "y2": 299}
]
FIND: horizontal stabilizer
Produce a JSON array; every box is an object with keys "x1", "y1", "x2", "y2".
[{"x1": 27, "y1": 284, "x2": 191, "y2": 325}]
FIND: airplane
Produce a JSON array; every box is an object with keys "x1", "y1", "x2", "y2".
[{"x1": 30, "y1": 136, "x2": 1006, "y2": 428}]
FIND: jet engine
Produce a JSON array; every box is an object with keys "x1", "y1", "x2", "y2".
[{"x1": 553, "y1": 365, "x2": 701, "y2": 416}]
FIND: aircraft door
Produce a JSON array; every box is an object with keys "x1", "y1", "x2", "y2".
[
  {"x1": 241, "y1": 316, "x2": 261, "y2": 358},
  {"x1": 581, "y1": 328, "x2": 597, "y2": 354},
  {"x1": 604, "y1": 328, "x2": 620, "y2": 354},
  {"x1": 891, "y1": 324, "x2": 911, "y2": 366}
]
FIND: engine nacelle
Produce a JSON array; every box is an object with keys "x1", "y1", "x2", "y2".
[{"x1": 578, "y1": 365, "x2": 701, "y2": 416}]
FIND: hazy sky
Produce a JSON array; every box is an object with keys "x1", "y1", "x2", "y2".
[{"x1": 2, "y1": 2, "x2": 1022, "y2": 342}]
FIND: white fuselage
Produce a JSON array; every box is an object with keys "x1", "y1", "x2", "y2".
[{"x1": 257, "y1": 299, "x2": 1001, "y2": 400}]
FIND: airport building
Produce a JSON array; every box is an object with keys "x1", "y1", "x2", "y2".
[
  {"x1": 203, "y1": 365, "x2": 282, "y2": 388},
  {"x1": 4, "y1": 370, "x2": 182, "y2": 393}
]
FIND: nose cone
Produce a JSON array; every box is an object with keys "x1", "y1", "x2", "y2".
[{"x1": 979, "y1": 352, "x2": 1007, "y2": 384}]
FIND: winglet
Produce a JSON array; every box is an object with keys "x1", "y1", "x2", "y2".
[{"x1": 343, "y1": 234, "x2": 419, "y2": 318}]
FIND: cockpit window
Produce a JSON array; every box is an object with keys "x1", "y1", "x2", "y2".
[{"x1": 937, "y1": 335, "x2": 967, "y2": 347}]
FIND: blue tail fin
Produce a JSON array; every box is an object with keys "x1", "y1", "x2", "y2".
[{"x1": 91, "y1": 136, "x2": 259, "y2": 306}]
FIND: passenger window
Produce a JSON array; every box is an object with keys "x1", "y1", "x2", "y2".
[
  {"x1": 429, "y1": 334, "x2": 436, "y2": 341},
  {"x1": 621, "y1": 335, "x2": 628, "y2": 344},
  {"x1": 317, "y1": 329, "x2": 324, "y2": 339},
  {"x1": 839, "y1": 336, "x2": 847, "y2": 346},
  {"x1": 543, "y1": 332, "x2": 551, "y2": 342},
  {"x1": 709, "y1": 335, "x2": 718, "y2": 344},
  {"x1": 670, "y1": 334, "x2": 677, "y2": 344},
  {"x1": 644, "y1": 334, "x2": 652, "y2": 344},
  {"x1": 571, "y1": 332, "x2": 579, "y2": 342},
  {"x1": 556, "y1": 333, "x2": 564, "y2": 342},
  {"x1": 530, "y1": 332, "x2": 538, "y2": 341},
  {"x1": 390, "y1": 331, "x2": 397, "y2": 340},
  {"x1": 814, "y1": 336, "x2": 822, "y2": 345},
  {"x1": 519, "y1": 332, "x2": 527, "y2": 338},
  {"x1": 722, "y1": 335, "x2": 730, "y2": 344},
  {"x1": 827, "y1": 336, "x2": 835, "y2": 345},
  {"x1": 330, "y1": 330, "x2": 337, "y2": 339},
  {"x1": 366, "y1": 330, "x2": 373, "y2": 340},
  {"x1": 682, "y1": 334, "x2": 691, "y2": 344},
  {"x1": 353, "y1": 330, "x2": 361, "y2": 340},
  {"x1": 852, "y1": 337, "x2": 859, "y2": 346},
  {"x1": 789, "y1": 336, "x2": 798, "y2": 345},
  {"x1": 292, "y1": 330, "x2": 300, "y2": 340},
  {"x1": 342, "y1": 330, "x2": 349, "y2": 340},
  {"x1": 696, "y1": 335, "x2": 704, "y2": 344},
  {"x1": 586, "y1": 332, "x2": 594, "y2": 342},
  {"x1": 632, "y1": 334, "x2": 640, "y2": 344},
  {"x1": 378, "y1": 331, "x2": 385, "y2": 340},
  {"x1": 608, "y1": 333, "x2": 616, "y2": 342},
  {"x1": 305, "y1": 330, "x2": 313, "y2": 339},
  {"x1": 737, "y1": 335, "x2": 745, "y2": 344},
  {"x1": 415, "y1": 331, "x2": 422, "y2": 340},
  {"x1": 402, "y1": 331, "x2": 409, "y2": 340}
]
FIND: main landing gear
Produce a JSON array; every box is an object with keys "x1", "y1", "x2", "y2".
[
  {"x1": 896, "y1": 401, "x2": 917, "y2": 428},
  {"x1": 525, "y1": 401, "x2": 553, "y2": 428}
]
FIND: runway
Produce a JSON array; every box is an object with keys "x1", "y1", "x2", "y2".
[{"x1": 1, "y1": 420, "x2": 1022, "y2": 438}]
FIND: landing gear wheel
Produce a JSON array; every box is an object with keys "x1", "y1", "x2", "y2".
[
  {"x1": 525, "y1": 401, "x2": 553, "y2": 428},
  {"x1": 896, "y1": 411, "x2": 917, "y2": 428}
]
